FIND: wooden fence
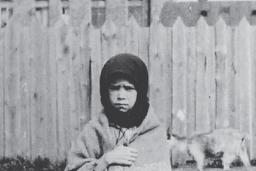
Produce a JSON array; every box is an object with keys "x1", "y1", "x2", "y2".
[{"x1": 0, "y1": 0, "x2": 256, "y2": 163}]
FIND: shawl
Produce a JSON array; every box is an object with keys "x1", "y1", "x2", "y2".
[{"x1": 65, "y1": 108, "x2": 172, "y2": 171}]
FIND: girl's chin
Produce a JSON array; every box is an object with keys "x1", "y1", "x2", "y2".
[
  {"x1": 115, "y1": 107, "x2": 130, "y2": 113},
  {"x1": 117, "y1": 109, "x2": 129, "y2": 112}
]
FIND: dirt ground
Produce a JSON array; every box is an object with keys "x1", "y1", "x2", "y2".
[{"x1": 174, "y1": 166, "x2": 256, "y2": 171}]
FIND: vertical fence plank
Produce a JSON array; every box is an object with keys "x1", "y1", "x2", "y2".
[
  {"x1": 149, "y1": 20, "x2": 172, "y2": 125},
  {"x1": 69, "y1": 0, "x2": 92, "y2": 135},
  {"x1": 195, "y1": 17, "x2": 215, "y2": 133},
  {"x1": 30, "y1": 18, "x2": 48, "y2": 159},
  {"x1": 215, "y1": 17, "x2": 229, "y2": 128},
  {"x1": 171, "y1": 17, "x2": 188, "y2": 165},
  {"x1": 42, "y1": 8, "x2": 48, "y2": 27},
  {"x1": 221, "y1": 17, "x2": 234, "y2": 130},
  {"x1": 126, "y1": 17, "x2": 139, "y2": 56},
  {"x1": 90, "y1": 27, "x2": 102, "y2": 119},
  {"x1": 76, "y1": 18, "x2": 91, "y2": 131},
  {"x1": 227, "y1": 26, "x2": 238, "y2": 129},
  {"x1": 0, "y1": 7, "x2": 2, "y2": 26},
  {"x1": 172, "y1": 17, "x2": 187, "y2": 137},
  {"x1": 186, "y1": 26, "x2": 196, "y2": 137},
  {"x1": 47, "y1": 26, "x2": 58, "y2": 161},
  {"x1": 55, "y1": 18, "x2": 72, "y2": 160},
  {"x1": 0, "y1": 22, "x2": 4, "y2": 158},
  {"x1": 236, "y1": 18, "x2": 251, "y2": 135},
  {"x1": 66, "y1": 28, "x2": 79, "y2": 149},
  {"x1": 126, "y1": 16, "x2": 149, "y2": 65},
  {"x1": 251, "y1": 24, "x2": 256, "y2": 159},
  {"x1": 138, "y1": 27, "x2": 149, "y2": 66},
  {"x1": 101, "y1": 19, "x2": 118, "y2": 63},
  {"x1": 236, "y1": 18, "x2": 252, "y2": 154},
  {"x1": 63, "y1": 26, "x2": 76, "y2": 160},
  {"x1": 12, "y1": 0, "x2": 35, "y2": 158},
  {"x1": 41, "y1": 25, "x2": 51, "y2": 159},
  {"x1": 18, "y1": 26, "x2": 31, "y2": 158},
  {"x1": 4, "y1": 18, "x2": 20, "y2": 157},
  {"x1": 206, "y1": 19, "x2": 216, "y2": 132}
]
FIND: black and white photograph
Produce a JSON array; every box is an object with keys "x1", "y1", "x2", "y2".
[{"x1": 0, "y1": 0, "x2": 256, "y2": 170}]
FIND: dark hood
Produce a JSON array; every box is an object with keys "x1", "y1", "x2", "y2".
[{"x1": 100, "y1": 53, "x2": 149, "y2": 128}]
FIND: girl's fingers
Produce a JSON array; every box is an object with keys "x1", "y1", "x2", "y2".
[
  {"x1": 125, "y1": 147, "x2": 138, "y2": 153},
  {"x1": 122, "y1": 147, "x2": 138, "y2": 156},
  {"x1": 116, "y1": 159, "x2": 133, "y2": 166},
  {"x1": 121, "y1": 155, "x2": 137, "y2": 163},
  {"x1": 128, "y1": 151, "x2": 138, "y2": 158}
]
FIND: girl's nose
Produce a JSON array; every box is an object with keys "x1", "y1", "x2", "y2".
[{"x1": 117, "y1": 88, "x2": 126, "y2": 99}]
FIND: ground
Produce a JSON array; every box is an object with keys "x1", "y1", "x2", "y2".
[
  {"x1": 173, "y1": 162, "x2": 256, "y2": 171},
  {"x1": 174, "y1": 166, "x2": 256, "y2": 171}
]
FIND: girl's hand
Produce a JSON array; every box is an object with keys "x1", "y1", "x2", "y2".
[{"x1": 104, "y1": 145, "x2": 138, "y2": 166}]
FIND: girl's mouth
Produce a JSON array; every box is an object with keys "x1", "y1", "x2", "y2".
[{"x1": 115, "y1": 103, "x2": 128, "y2": 106}]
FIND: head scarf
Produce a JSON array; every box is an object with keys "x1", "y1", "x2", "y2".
[{"x1": 100, "y1": 53, "x2": 149, "y2": 128}]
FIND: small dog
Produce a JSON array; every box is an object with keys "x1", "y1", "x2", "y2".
[{"x1": 167, "y1": 128, "x2": 251, "y2": 171}]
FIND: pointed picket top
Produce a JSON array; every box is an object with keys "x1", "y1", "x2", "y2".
[
  {"x1": 216, "y1": 16, "x2": 227, "y2": 31},
  {"x1": 172, "y1": 17, "x2": 186, "y2": 48},
  {"x1": 173, "y1": 16, "x2": 185, "y2": 31},
  {"x1": 127, "y1": 16, "x2": 140, "y2": 30},
  {"x1": 150, "y1": 0, "x2": 165, "y2": 25},
  {"x1": 196, "y1": 16, "x2": 211, "y2": 50},
  {"x1": 237, "y1": 17, "x2": 251, "y2": 53},
  {"x1": 101, "y1": 19, "x2": 117, "y2": 39},
  {"x1": 150, "y1": 11, "x2": 165, "y2": 30},
  {"x1": 126, "y1": 16, "x2": 140, "y2": 55},
  {"x1": 149, "y1": 17, "x2": 167, "y2": 55},
  {"x1": 150, "y1": 13, "x2": 161, "y2": 27},
  {"x1": 69, "y1": 0, "x2": 91, "y2": 27},
  {"x1": 197, "y1": 16, "x2": 209, "y2": 29},
  {"x1": 172, "y1": 16, "x2": 186, "y2": 61},
  {"x1": 157, "y1": 23, "x2": 169, "y2": 54},
  {"x1": 215, "y1": 17, "x2": 228, "y2": 54},
  {"x1": 238, "y1": 17, "x2": 251, "y2": 32},
  {"x1": 126, "y1": 16, "x2": 140, "y2": 42},
  {"x1": 236, "y1": 17, "x2": 251, "y2": 50}
]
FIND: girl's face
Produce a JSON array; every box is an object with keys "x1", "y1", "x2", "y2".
[{"x1": 108, "y1": 79, "x2": 137, "y2": 113}]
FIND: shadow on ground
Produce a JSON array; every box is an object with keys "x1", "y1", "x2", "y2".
[{"x1": 173, "y1": 159, "x2": 256, "y2": 171}]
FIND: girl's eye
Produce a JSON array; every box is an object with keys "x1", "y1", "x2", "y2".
[
  {"x1": 124, "y1": 86, "x2": 135, "y2": 91},
  {"x1": 109, "y1": 85, "x2": 120, "y2": 90}
]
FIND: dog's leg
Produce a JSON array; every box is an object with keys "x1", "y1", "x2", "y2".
[
  {"x1": 222, "y1": 153, "x2": 235, "y2": 170},
  {"x1": 239, "y1": 149, "x2": 251, "y2": 171},
  {"x1": 239, "y1": 137, "x2": 251, "y2": 171},
  {"x1": 189, "y1": 144, "x2": 205, "y2": 171}
]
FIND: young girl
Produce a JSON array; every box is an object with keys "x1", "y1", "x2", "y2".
[{"x1": 65, "y1": 53, "x2": 171, "y2": 171}]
